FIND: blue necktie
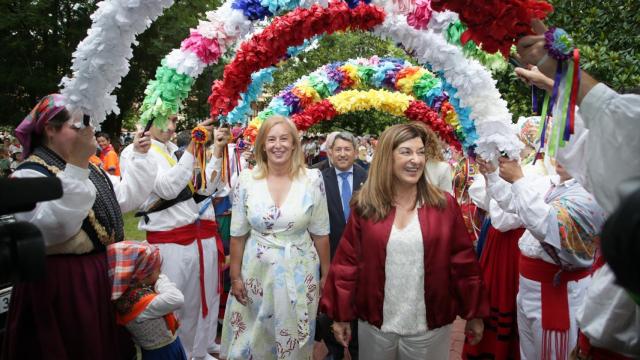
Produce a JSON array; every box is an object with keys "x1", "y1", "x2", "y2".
[{"x1": 339, "y1": 172, "x2": 352, "y2": 222}]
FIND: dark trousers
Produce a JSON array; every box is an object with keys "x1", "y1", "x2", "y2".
[{"x1": 316, "y1": 313, "x2": 359, "y2": 359}]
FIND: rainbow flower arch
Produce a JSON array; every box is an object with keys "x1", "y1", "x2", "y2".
[{"x1": 57, "y1": 0, "x2": 552, "y2": 158}]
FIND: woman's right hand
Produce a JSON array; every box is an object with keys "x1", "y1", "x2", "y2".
[
  {"x1": 331, "y1": 321, "x2": 351, "y2": 348},
  {"x1": 231, "y1": 278, "x2": 248, "y2": 306},
  {"x1": 68, "y1": 125, "x2": 98, "y2": 168}
]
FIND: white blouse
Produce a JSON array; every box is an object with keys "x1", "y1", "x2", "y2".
[{"x1": 382, "y1": 211, "x2": 427, "y2": 335}]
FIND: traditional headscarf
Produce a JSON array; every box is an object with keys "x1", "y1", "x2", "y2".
[
  {"x1": 107, "y1": 241, "x2": 161, "y2": 300},
  {"x1": 15, "y1": 94, "x2": 67, "y2": 158},
  {"x1": 516, "y1": 116, "x2": 541, "y2": 149}
]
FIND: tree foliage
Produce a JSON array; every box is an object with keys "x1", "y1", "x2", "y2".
[{"x1": 0, "y1": 0, "x2": 222, "y2": 135}]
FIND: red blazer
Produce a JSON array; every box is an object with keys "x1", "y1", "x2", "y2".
[{"x1": 320, "y1": 194, "x2": 489, "y2": 329}]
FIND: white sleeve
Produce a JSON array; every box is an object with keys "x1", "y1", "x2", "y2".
[
  {"x1": 511, "y1": 178, "x2": 555, "y2": 244},
  {"x1": 468, "y1": 174, "x2": 490, "y2": 211},
  {"x1": 153, "y1": 151, "x2": 194, "y2": 200},
  {"x1": 12, "y1": 165, "x2": 96, "y2": 247},
  {"x1": 485, "y1": 170, "x2": 518, "y2": 214},
  {"x1": 437, "y1": 162, "x2": 454, "y2": 195},
  {"x1": 113, "y1": 152, "x2": 158, "y2": 213},
  {"x1": 489, "y1": 200, "x2": 523, "y2": 232},
  {"x1": 555, "y1": 111, "x2": 591, "y2": 192},
  {"x1": 196, "y1": 156, "x2": 222, "y2": 196},
  {"x1": 136, "y1": 274, "x2": 184, "y2": 322}
]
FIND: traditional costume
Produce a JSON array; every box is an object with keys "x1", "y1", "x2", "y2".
[
  {"x1": 487, "y1": 170, "x2": 605, "y2": 360},
  {"x1": 2, "y1": 94, "x2": 156, "y2": 359},
  {"x1": 555, "y1": 86, "x2": 640, "y2": 358},
  {"x1": 108, "y1": 241, "x2": 187, "y2": 360},
  {"x1": 321, "y1": 194, "x2": 488, "y2": 359},
  {"x1": 124, "y1": 138, "x2": 223, "y2": 360}
]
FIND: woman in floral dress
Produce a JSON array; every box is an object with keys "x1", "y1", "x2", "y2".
[{"x1": 220, "y1": 115, "x2": 330, "y2": 359}]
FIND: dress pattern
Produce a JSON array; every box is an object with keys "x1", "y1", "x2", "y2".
[{"x1": 221, "y1": 168, "x2": 329, "y2": 360}]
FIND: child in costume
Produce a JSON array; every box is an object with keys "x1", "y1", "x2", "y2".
[{"x1": 108, "y1": 241, "x2": 187, "y2": 360}]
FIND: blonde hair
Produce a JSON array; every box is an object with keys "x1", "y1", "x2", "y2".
[
  {"x1": 353, "y1": 123, "x2": 446, "y2": 222},
  {"x1": 252, "y1": 115, "x2": 305, "y2": 179}
]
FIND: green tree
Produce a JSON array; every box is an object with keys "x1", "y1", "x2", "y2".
[{"x1": 0, "y1": 0, "x2": 222, "y2": 138}]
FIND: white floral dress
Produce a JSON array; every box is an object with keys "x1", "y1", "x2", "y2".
[{"x1": 221, "y1": 168, "x2": 329, "y2": 360}]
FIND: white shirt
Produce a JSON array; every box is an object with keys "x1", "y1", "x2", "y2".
[
  {"x1": 555, "y1": 84, "x2": 640, "y2": 355},
  {"x1": 131, "y1": 139, "x2": 222, "y2": 232},
  {"x1": 12, "y1": 151, "x2": 157, "y2": 247},
  {"x1": 468, "y1": 174, "x2": 523, "y2": 232},
  {"x1": 382, "y1": 211, "x2": 427, "y2": 335},
  {"x1": 137, "y1": 274, "x2": 184, "y2": 322},
  {"x1": 335, "y1": 166, "x2": 353, "y2": 199},
  {"x1": 425, "y1": 160, "x2": 453, "y2": 195},
  {"x1": 557, "y1": 83, "x2": 640, "y2": 214}
]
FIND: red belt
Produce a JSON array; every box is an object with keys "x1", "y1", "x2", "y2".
[
  {"x1": 520, "y1": 254, "x2": 591, "y2": 360},
  {"x1": 147, "y1": 220, "x2": 224, "y2": 318}
]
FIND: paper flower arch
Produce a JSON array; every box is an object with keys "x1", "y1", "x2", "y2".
[
  {"x1": 57, "y1": 0, "x2": 551, "y2": 157},
  {"x1": 243, "y1": 56, "x2": 475, "y2": 150}
]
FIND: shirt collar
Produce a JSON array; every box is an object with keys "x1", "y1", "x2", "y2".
[
  {"x1": 551, "y1": 176, "x2": 577, "y2": 188},
  {"x1": 335, "y1": 166, "x2": 354, "y2": 175}
]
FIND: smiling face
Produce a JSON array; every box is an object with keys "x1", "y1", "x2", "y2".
[
  {"x1": 330, "y1": 137, "x2": 356, "y2": 172},
  {"x1": 392, "y1": 136, "x2": 426, "y2": 187},
  {"x1": 96, "y1": 136, "x2": 110, "y2": 149},
  {"x1": 264, "y1": 123, "x2": 293, "y2": 167}
]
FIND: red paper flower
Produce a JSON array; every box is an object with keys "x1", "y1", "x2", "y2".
[
  {"x1": 431, "y1": 0, "x2": 553, "y2": 56},
  {"x1": 291, "y1": 100, "x2": 337, "y2": 131},
  {"x1": 405, "y1": 100, "x2": 461, "y2": 151},
  {"x1": 208, "y1": 1, "x2": 385, "y2": 116}
]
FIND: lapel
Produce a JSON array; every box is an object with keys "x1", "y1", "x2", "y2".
[
  {"x1": 325, "y1": 166, "x2": 345, "y2": 221},
  {"x1": 353, "y1": 166, "x2": 366, "y2": 192}
]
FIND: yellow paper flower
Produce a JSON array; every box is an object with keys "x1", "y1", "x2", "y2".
[{"x1": 328, "y1": 89, "x2": 413, "y2": 116}]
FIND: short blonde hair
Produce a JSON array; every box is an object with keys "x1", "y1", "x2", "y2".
[
  {"x1": 353, "y1": 123, "x2": 445, "y2": 222},
  {"x1": 252, "y1": 115, "x2": 305, "y2": 179}
]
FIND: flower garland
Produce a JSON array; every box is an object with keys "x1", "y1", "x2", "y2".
[
  {"x1": 60, "y1": 0, "x2": 175, "y2": 128},
  {"x1": 430, "y1": 0, "x2": 553, "y2": 56},
  {"x1": 217, "y1": 9, "x2": 521, "y2": 159},
  {"x1": 286, "y1": 89, "x2": 461, "y2": 150},
  {"x1": 208, "y1": 1, "x2": 386, "y2": 117},
  {"x1": 249, "y1": 56, "x2": 476, "y2": 150},
  {"x1": 374, "y1": 12, "x2": 522, "y2": 159}
]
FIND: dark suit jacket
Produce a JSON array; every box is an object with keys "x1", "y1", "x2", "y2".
[
  {"x1": 310, "y1": 158, "x2": 330, "y2": 171},
  {"x1": 321, "y1": 164, "x2": 367, "y2": 259}
]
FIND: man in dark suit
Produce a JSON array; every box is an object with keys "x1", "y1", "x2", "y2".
[{"x1": 318, "y1": 131, "x2": 367, "y2": 359}]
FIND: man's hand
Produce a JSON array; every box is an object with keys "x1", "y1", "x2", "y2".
[
  {"x1": 133, "y1": 130, "x2": 151, "y2": 154},
  {"x1": 514, "y1": 66, "x2": 555, "y2": 92},
  {"x1": 515, "y1": 19, "x2": 557, "y2": 79},
  {"x1": 498, "y1": 157, "x2": 525, "y2": 184},
  {"x1": 476, "y1": 156, "x2": 497, "y2": 176}
]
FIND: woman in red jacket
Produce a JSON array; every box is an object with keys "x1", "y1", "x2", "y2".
[{"x1": 320, "y1": 123, "x2": 488, "y2": 359}]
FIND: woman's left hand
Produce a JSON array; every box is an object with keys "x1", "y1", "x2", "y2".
[
  {"x1": 319, "y1": 275, "x2": 327, "y2": 295},
  {"x1": 465, "y1": 318, "x2": 484, "y2": 346}
]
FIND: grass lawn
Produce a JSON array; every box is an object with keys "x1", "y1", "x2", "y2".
[{"x1": 123, "y1": 211, "x2": 145, "y2": 241}]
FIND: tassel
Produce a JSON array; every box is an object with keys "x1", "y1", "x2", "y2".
[{"x1": 191, "y1": 126, "x2": 209, "y2": 191}]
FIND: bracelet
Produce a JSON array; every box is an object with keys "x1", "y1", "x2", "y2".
[
  {"x1": 544, "y1": 27, "x2": 575, "y2": 61},
  {"x1": 231, "y1": 279, "x2": 243, "y2": 283}
]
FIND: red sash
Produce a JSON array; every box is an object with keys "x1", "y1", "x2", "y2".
[
  {"x1": 519, "y1": 255, "x2": 590, "y2": 360},
  {"x1": 147, "y1": 220, "x2": 224, "y2": 318}
]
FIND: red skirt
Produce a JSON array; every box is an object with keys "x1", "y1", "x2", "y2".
[
  {"x1": 1, "y1": 252, "x2": 133, "y2": 360},
  {"x1": 464, "y1": 226, "x2": 524, "y2": 360}
]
